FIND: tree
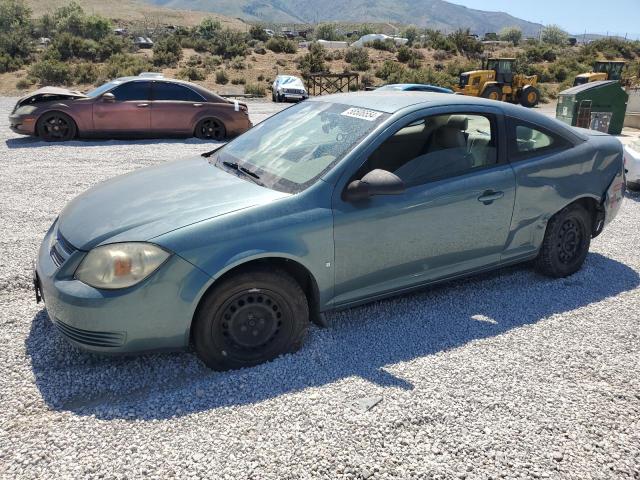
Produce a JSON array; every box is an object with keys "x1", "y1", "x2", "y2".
[
  {"x1": 499, "y1": 27, "x2": 523, "y2": 46},
  {"x1": 541, "y1": 24, "x2": 569, "y2": 46},
  {"x1": 314, "y1": 24, "x2": 341, "y2": 41},
  {"x1": 403, "y1": 26, "x2": 420, "y2": 46}
]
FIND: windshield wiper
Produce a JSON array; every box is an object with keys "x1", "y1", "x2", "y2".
[{"x1": 221, "y1": 160, "x2": 264, "y2": 185}]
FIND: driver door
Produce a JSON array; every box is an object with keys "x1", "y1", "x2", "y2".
[{"x1": 331, "y1": 107, "x2": 516, "y2": 307}]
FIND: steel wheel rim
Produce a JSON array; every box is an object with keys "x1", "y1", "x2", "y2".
[
  {"x1": 557, "y1": 218, "x2": 583, "y2": 264},
  {"x1": 43, "y1": 115, "x2": 70, "y2": 139},
  {"x1": 200, "y1": 119, "x2": 223, "y2": 140},
  {"x1": 528, "y1": 91, "x2": 537, "y2": 104},
  {"x1": 218, "y1": 290, "x2": 285, "y2": 353},
  {"x1": 489, "y1": 92, "x2": 499, "y2": 100}
]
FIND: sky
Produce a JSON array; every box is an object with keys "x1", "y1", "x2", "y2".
[{"x1": 447, "y1": 0, "x2": 640, "y2": 38}]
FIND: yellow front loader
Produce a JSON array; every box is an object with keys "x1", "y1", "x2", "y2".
[
  {"x1": 455, "y1": 58, "x2": 540, "y2": 108},
  {"x1": 573, "y1": 60, "x2": 626, "y2": 86}
]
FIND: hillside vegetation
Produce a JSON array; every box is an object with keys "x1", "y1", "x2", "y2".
[{"x1": 0, "y1": 0, "x2": 638, "y2": 100}]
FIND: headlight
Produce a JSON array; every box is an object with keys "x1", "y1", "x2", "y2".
[{"x1": 75, "y1": 243, "x2": 170, "y2": 290}]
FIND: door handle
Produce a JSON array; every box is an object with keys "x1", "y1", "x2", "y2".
[
  {"x1": 477, "y1": 190, "x2": 504, "y2": 204},
  {"x1": 137, "y1": 103, "x2": 149, "y2": 108},
  {"x1": 193, "y1": 103, "x2": 203, "y2": 107}
]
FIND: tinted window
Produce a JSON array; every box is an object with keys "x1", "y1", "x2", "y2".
[
  {"x1": 508, "y1": 120, "x2": 572, "y2": 159},
  {"x1": 111, "y1": 81, "x2": 151, "y2": 101},
  {"x1": 153, "y1": 82, "x2": 204, "y2": 101},
  {"x1": 360, "y1": 113, "x2": 498, "y2": 186}
]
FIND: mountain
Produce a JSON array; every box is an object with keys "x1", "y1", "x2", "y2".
[
  {"x1": 140, "y1": 0, "x2": 543, "y2": 35},
  {"x1": 24, "y1": 0, "x2": 246, "y2": 28}
]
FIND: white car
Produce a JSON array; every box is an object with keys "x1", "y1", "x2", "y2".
[
  {"x1": 272, "y1": 75, "x2": 308, "y2": 103},
  {"x1": 624, "y1": 138, "x2": 640, "y2": 191}
]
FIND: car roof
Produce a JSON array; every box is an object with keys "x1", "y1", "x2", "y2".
[
  {"x1": 108, "y1": 76, "x2": 223, "y2": 101},
  {"x1": 308, "y1": 91, "x2": 586, "y2": 141}
]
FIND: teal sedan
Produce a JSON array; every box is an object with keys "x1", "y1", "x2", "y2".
[{"x1": 35, "y1": 92, "x2": 625, "y2": 370}]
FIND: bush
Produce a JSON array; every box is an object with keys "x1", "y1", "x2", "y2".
[
  {"x1": 51, "y1": 33, "x2": 98, "y2": 61},
  {"x1": 499, "y1": 27, "x2": 523, "y2": 46},
  {"x1": 297, "y1": 42, "x2": 327, "y2": 75},
  {"x1": 153, "y1": 35, "x2": 182, "y2": 67},
  {"x1": 265, "y1": 37, "x2": 297, "y2": 54},
  {"x1": 366, "y1": 39, "x2": 396, "y2": 52},
  {"x1": 344, "y1": 47, "x2": 370, "y2": 71},
  {"x1": 230, "y1": 56, "x2": 246, "y2": 69},
  {"x1": 0, "y1": 53, "x2": 22, "y2": 73},
  {"x1": 249, "y1": 25, "x2": 269, "y2": 42},
  {"x1": 100, "y1": 53, "x2": 153, "y2": 80},
  {"x1": 541, "y1": 25, "x2": 569, "y2": 46},
  {"x1": 16, "y1": 77, "x2": 32, "y2": 89},
  {"x1": 245, "y1": 83, "x2": 266, "y2": 96},
  {"x1": 177, "y1": 66, "x2": 206, "y2": 81},
  {"x1": 28, "y1": 59, "x2": 71, "y2": 85},
  {"x1": 211, "y1": 28, "x2": 248, "y2": 58},
  {"x1": 403, "y1": 26, "x2": 420, "y2": 47},
  {"x1": 433, "y1": 49, "x2": 450, "y2": 61},
  {"x1": 396, "y1": 46, "x2": 424, "y2": 68},
  {"x1": 203, "y1": 55, "x2": 222, "y2": 72},
  {"x1": 375, "y1": 60, "x2": 404, "y2": 80},
  {"x1": 448, "y1": 28, "x2": 483, "y2": 56},
  {"x1": 96, "y1": 34, "x2": 132, "y2": 61},
  {"x1": 231, "y1": 77, "x2": 246, "y2": 85},
  {"x1": 215, "y1": 69, "x2": 228, "y2": 84},
  {"x1": 314, "y1": 24, "x2": 342, "y2": 41},
  {"x1": 72, "y1": 62, "x2": 99, "y2": 83},
  {"x1": 254, "y1": 45, "x2": 266, "y2": 55}
]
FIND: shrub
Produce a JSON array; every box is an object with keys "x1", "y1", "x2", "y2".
[
  {"x1": 96, "y1": 34, "x2": 132, "y2": 61},
  {"x1": 28, "y1": 59, "x2": 71, "y2": 85},
  {"x1": 314, "y1": 24, "x2": 342, "y2": 41},
  {"x1": 215, "y1": 69, "x2": 228, "y2": 84},
  {"x1": 231, "y1": 77, "x2": 246, "y2": 85},
  {"x1": 541, "y1": 25, "x2": 569, "y2": 46},
  {"x1": 230, "y1": 56, "x2": 246, "y2": 69},
  {"x1": 344, "y1": 47, "x2": 370, "y2": 71},
  {"x1": 0, "y1": 29, "x2": 33, "y2": 61},
  {"x1": 403, "y1": 26, "x2": 420, "y2": 47},
  {"x1": 448, "y1": 28, "x2": 483, "y2": 56},
  {"x1": 265, "y1": 37, "x2": 297, "y2": 54},
  {"x1": 257, "y1": 73, "x2": 264, "y2": 81},
  {"x1": 72, "y1": 62, "x2": 99, "y2": 83},
  {"x1": 100, "y1": 53, "x2": 153, "y2": 80},
  {"x1": 0, "y1": 53, "x2": 22, "y2": 73},
  {"x1": 249, "y1": 25, "x2": 269, "y2": 42},
  {"x1": 254, "y1": 45, "x2": 266, "y2": 55},
  {"x1": 203, "y1": 55, "x2": 223, "y2": 72},
  {"x1": 16, "y1": 77, "x2": 32, "y2": 89},
  {"x1": 366, "y1": 39, "x2": 396, "y2": 52},
  {"x1": 433, "y1": 50, "x2": 450, "y2": 61},
  {"x1": 297, "y1": 42, "x2": 327, "y2": 75},
  {"x1": 198, "y1": 18, "x2": 222, "y2": 39},
  {"x1": 211, "y1": 28, "x2": 248, "y2": 58},
  {"x1": 375, "y1": 60, "x2": 404, "y2": 80},
  {"x1": 153, "y1": 36, "x2": 182, "y2": 67},
  {"x1": 177, "y1": 66, "x2": 206, "y2": 81},
  {"x1": 245, "y1": 82, "x2": 266, "y2": 96},
  {"x1": 499, "y1": 27, "x2": 523, "y2": 46}
]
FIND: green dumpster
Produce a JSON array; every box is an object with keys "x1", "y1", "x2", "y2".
[{"x1": 556, "y1": 80, "x2": 629, "y2": 135}]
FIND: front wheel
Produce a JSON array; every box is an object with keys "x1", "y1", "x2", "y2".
[
  {"x1": 535, "y1": 204, "x2": 592, "y2": 278},
  {"x1": 36, "y1": 112, "x2": 77, "y2": 141},
  {"x1": 481, "y1": 85, "x2": 502, "y2": 102},
  {"x1": 194, "y1": 118, "x2": 226, "y2": 140},
  {"x1": 520, "y1": 85, "x2": 540, "y2": 108},
  {"x1": 192, "y1": 267, "x2": 309, "y2": 370}
]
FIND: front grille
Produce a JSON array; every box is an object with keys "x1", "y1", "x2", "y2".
[
  {"x1": 50, "y1": 229, "x2": 77, "y2": 267},
  {"x1": 284, "y1": 88, "x2": 304, "y2": 94},
  {"x1": 54, "y1": 319, "x2": 126, "y2": 348}
]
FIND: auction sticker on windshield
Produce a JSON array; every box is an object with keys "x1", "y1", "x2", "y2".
[{"x1": 341, "y1": 107, "x2": 383, "y2": 121}]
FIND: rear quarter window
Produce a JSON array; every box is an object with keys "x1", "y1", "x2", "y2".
[{"x1": 507, "y1": 118, "x2": 573, "y2": 161}]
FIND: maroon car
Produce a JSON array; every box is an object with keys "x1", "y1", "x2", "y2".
[{"x1": 9, "y1": 73, "x2": 252, "y2": 141}]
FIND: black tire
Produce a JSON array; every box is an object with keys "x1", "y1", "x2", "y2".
[
  {"x1": 535, "y1": 203, "x2": 592, "y2": 278},
  {"x1": 36, "y1": 111, "x2": 77, "y2": 141},
  {"x1": 192, "y1": 267, "x2": 309, "y2": 370},
  {"x1": 272, "y1": 93, "x2": 277, "y2": 102},
  {"x1": 481, "y1": 85, "x2": 502, "y2": 102},
  {"x1": 277, "y1": 93, "x2": 285, "y2": 103},
  {"x1": 194, "y1": 118, "x2": 226, "y2": 140},
  {"x1": 520, "y1": 85, "x2": 540, "y2": 108}
]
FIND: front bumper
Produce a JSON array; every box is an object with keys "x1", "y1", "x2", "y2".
[
  {"x1": 35, "y1": 221, "x2": 212, "y2": 354},
  {"x1": 8, "y1": 113, "x2": 36, "y2": 135}
]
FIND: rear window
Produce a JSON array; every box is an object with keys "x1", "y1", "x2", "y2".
[{"x1": 507, "y1": 118, "x2": 572, "y2": 160}]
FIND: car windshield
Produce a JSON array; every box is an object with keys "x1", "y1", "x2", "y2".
[
  {"x1": 213, "y1": 101, "x2": 389, "y2": 193},
  {"x1": 85, "y1": 81, "x2": 122, "y2": 98}
]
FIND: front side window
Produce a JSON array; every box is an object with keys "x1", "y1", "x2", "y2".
[
  {"x1": 111, "y1": 81, "x2": 151, "y2": 101},
  {"x1": 358, "y1": 113, "x2": 498, "y2": 187},
  {"x1": 213, "y1": 101, "x2": 389, "y2": 193},
  {"x1": 153, "y1": 82, "x2": 204, "y2": 102}
]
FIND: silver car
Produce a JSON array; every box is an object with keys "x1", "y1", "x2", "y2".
[{"x1": 272, "y1": 75, "x2": 308, "y2": 103}]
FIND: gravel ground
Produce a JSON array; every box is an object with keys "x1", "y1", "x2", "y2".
[{"x1": 1, "y1": 96, "x2": 639, "y2": 480}]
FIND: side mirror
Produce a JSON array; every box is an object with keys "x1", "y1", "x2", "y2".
[
  {"x1": 343, "y1": 169, "x2": 405, "y2": 202},
  {"x1": 101, "y1": 92, "x2": 115, "y2": 103}
]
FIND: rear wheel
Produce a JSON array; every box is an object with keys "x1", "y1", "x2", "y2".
[
  {"x1": 36, "y1": 112, "x2": 77, "y2": 141},
  {"x1": 535, "y1": 204, "x2": 592, "y2": 278},
  {"x1": 520, "y1": 85, "x2": 540, "y2": 108},
  {"x1": 193, "y1": 267, "x2": 309, "y2": 370},
  {"x1": 626, "y1": 180, "x2": 640, "y2": 191},
  {"x1": 194, "y1": 118, "x2": 226, "y2": 140},
  {"x1": 481, "y1": 85, "x2": 502, "y2": 102}
]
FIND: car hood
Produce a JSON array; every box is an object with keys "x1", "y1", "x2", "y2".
[
  {"x1": 14, "y1": 86, "x2": 88, "y2": 111},
  {"x1": 58, "y1": 157, "x2": 289, "y2": 251}
]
